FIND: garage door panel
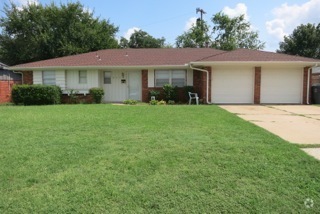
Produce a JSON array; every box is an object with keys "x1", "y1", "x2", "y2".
[
  {"x1": 261, "y1": 68, "x2": 302, "y2": 104},
  {"x1": 212, "y1": 68, "x2": 254, "y2": 104}
]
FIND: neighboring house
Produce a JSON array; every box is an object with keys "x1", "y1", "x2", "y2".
[
  {"x1": 312, "y1": 67, "x2": 320, "y2": 85},
  {"x1": 0, "y1": 62, "x2": 22, "y2": 103},
  {"x1": 9, "y1": 48, "x2": 320, "y2": 104}
]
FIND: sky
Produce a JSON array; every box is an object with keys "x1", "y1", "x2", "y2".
[{"x1": 1, "y1": 0, "x2": 320, "y2": 52}]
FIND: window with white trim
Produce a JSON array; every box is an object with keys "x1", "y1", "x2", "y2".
[
  {"x1": 79, "y1": 70, "x2": 87, "y2": 84},
  {"x1": 42, "y1": 71, "x2": 56, "y2": 85},
  {"x1": 155, "y1": 70, "x2": 186, "y2": 87},
  {"x1": 104, "y1": 71, "x2": 111, "y2": 84}
]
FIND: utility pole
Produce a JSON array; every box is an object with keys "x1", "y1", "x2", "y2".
[
  {"x1": 196, "y1": 8, "x2": 206, "y2": 21},
  {"x1": 196, "y1": 8, "x2": 207, "y2": 48}
]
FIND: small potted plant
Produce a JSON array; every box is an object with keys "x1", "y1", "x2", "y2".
[{"x1": 149, "y1": 90, "x2": 160, "y2": 100}]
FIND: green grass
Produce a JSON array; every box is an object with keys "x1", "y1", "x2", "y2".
[
  {"x1": 0, "y1": 104, "x2": 319, "y2": 213},
  {"x1": 298, "y1": 144, "x2": 320, "y2": 148}
]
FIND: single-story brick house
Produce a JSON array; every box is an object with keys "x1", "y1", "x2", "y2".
[
  {"x1": 9, "y1": 48, "x2": 320, "y2": 104},
  {"x1": 0, "y1": 62, "x2": 22, "y2": 103}
]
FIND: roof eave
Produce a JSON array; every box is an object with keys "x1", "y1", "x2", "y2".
[
  {"x1": 190, "y1": 61, "x2": 320, "y2": 66},
  {"x1": 9, "y1": 64, "x2": 190, "y2": 71}
]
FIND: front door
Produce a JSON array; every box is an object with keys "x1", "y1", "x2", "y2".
[
  {"x1": 128, "y1": 71, "x2": 142, "y2": 101},
  {"x1": 103, "y1": 71, "x2": 127, "y2": 102},
  {"x1": 103, "y1": 71, "x2": 141, "y2": 102}
]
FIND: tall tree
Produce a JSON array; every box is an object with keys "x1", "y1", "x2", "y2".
[
  {"x1": 119, "y1": 30, "x2": 166, "y2": 49},
  {"x1": 176, "y1": 20, "x2": 211, "y2": 48},
  {"x1": 211, "y1": 12, "x2": 264, "y2": 50},
  {"x1": 277, "y1": 23, "x2": 320, "y2": 59},
  {"x1": 0, "y1": 2, "x2": 119, "y2": 65}
]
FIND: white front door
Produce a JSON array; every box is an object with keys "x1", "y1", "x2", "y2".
[
  {"x1": 128, "y1": 71, "x2": 142, "y2": 101},
  {"x1": 103, "y1": 71, "x2": 127, "y2": 102},
  {"x1": 103, "y1": 71, "x2": 142, "y2": 102}
]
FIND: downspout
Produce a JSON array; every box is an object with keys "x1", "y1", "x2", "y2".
[
  {"x1": 189, "y1": 64, "x2": 212, "y2": 104},
  {"x1": 307, "y1": 64, "x2": 319, "y2": 104}
]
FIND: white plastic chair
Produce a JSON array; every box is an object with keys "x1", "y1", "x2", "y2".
[{"x1": 188, "y1": 92, "x2": 199, "y2": 105}]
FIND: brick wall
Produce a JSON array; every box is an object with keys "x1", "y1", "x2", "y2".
[
  {"x1": 141, "y1": 70, "x2": 149, "y2": 102},
  {"x1": 61, "y1": 94, "x2": 93, "y2": 104},
  {"x1": 0, "y1": 80, "x2": 22, "y2": 103},
  {"x1": 193, "y1": 67, "x2": 211, "y2": 103},
  {"x1": 20, "y1": 71, "x2": 33, "y2": 84},
  {"x1": 303, "y1": 67, "x2": 311, "y2": 104},
  {"x1": 254, "y1": 67, "x2": 261, "y2": 104}
]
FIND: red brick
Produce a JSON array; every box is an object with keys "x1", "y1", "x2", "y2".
[
  {"x1": 254, "y1": 67, "x2": 261, "y2": 104},
  {"x1": 303, "y1": 67, "x2": 312, "y2": 104}
]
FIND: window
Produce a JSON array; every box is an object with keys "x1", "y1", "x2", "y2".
[
  {"x1": 155, "y1": 70, "x2": 186, "y2": 87},
  {"x1": 104, "y1": 71, "x2": 111, "y2": 84},
  {"x1": 79, "y1": 70, "x2": 87, "y2": 84},
  {"x1": 42, "y1": 71, "x2": 55, "y2": 85}
]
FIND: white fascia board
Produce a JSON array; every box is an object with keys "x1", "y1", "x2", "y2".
[
  {"x1": 9, "y1": 65, "x2": 190, "y2": 71},
  {"x1": 190, "y1": 61, "x2": 320, "y2": 67}
]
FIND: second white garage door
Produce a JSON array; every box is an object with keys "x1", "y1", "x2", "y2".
[
  {"x1": 261, "y1": 68, "x2": 303, "y2": 104},
  {"x1": 212, "y1": 67, "x2": 254, "y2": 104}
]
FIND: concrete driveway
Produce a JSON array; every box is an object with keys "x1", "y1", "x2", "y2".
[{"x1": 220, "y1": 105, "x2": 320, "y2": 160}]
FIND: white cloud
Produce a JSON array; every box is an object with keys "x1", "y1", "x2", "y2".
[
  {"x1": 15, "y1": 0, "x2": 39, "y2": 6},
  {"x1": 222, "y1": 3, "x2": 249, "y2": 20},
  {"x1": 266, "y1": 0, "x2": 320, "y2": 40},
  {"x1": 124, "y1": 27, "x2": 140, "y2": 40},
  {"x1": 83, "y1": 7, "x2": 93, "y2": 14},
  {"x1": 184, "y1": 17, "x2": 197, "y2": 31}
]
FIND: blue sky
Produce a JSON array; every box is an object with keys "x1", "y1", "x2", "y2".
[{"x1": 1, "y1": 0, "x2": 320, "y2": 51}]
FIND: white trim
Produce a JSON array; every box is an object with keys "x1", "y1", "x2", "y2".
[{"x1": 191, "y1": 61, "x2": 320, "y2": 67}]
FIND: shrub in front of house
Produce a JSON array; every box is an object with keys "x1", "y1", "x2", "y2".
[
  {"x1": 123, "y1": 99, "x2": 138, "y2": 105},
  {"x1": 149, "y1": 100, "x2": 158, "y2": 105},
  {"x1": 163, "y1": 84, "x2": 177, "y2": 101},
  {"x1": 89, "y1": 87, "x2": 104, "y2": 103},
  {"x1": 11, "y1": 84, "x2": 62, "y2": 105}
]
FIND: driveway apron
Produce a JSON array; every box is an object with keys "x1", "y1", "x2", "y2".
[{"x1": 220, "y1": 105, "x2": 320, "y2": 145}]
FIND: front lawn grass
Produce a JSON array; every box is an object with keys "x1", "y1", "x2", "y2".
[{"x1": 0, "y1": 104, "x2": 319, "y2": 213}]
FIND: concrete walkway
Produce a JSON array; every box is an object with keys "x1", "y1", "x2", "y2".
[{"x1": 220, "y1": 105, "x2": 320, "y2": 160}]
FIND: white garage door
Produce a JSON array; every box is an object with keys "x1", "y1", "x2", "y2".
[
  {"x1": 261, "y1": 68, "x2": 302, "y2": 104},
  {"x1": 212, "y1": 68, "x2": 254, "y2": 104}
]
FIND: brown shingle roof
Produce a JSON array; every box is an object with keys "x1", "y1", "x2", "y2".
[
  {"x1": 13, "y1": 48, "x2": 226, "y2": 68},
  {"x1": 198, "y1": 48, "x2": 319, "y2": 62},
  {"x1": 12, "y1": 48, "x2": 319, "y2": 69}
]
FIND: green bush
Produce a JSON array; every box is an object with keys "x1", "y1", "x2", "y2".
[
  {"x1": 149, "y1": 100, "x2": 158, "y2": 105},
  {"x1": 69, "y1": 89, "x2": 80, "y2": 104},
  {"x1": 11, "y1": 84, "x2": 62, "y2": 105},
  {"x1": 157, "y1": 100, "x2": 166, "y2": 105},
  {"x1": 123, "y1": 99, "x2": 138, "y2": 105},
  {"x1": 89, "y1": 87, "x2": 104, "y2": 103},
  {"x1": 163, "y1": 84, "x2": 177, "y2": 101},
  {"x1": 167, "y1": 100, "x2": 175, "y2": 105}
]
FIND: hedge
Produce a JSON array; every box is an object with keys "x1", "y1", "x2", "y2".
[
  {"x1": 89, "y1": 87, "x2": 104, "y2": 103},
  {"x1": 11, "y1": 84, "x2": 62, "y2": 105}
]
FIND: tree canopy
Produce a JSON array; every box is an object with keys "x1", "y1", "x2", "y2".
[
  {"x1": 175, "y1": 20, "x2": 211, "y2": 48},
  {"x1": 277, "y1": 23, "x2": 320, "y2": 59},
  {"x1": 119, "y1": 29, "x2": 166, "y2": 49},
  {"x1": 0, "y1": 2, "x2": 119, "y2": 65},
  {"x1": 175, "y1": 12, "x2": 265, "y2": 51},
  {"x1": 211, "y1": 12, "x2": 264, "y2": 50}
]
